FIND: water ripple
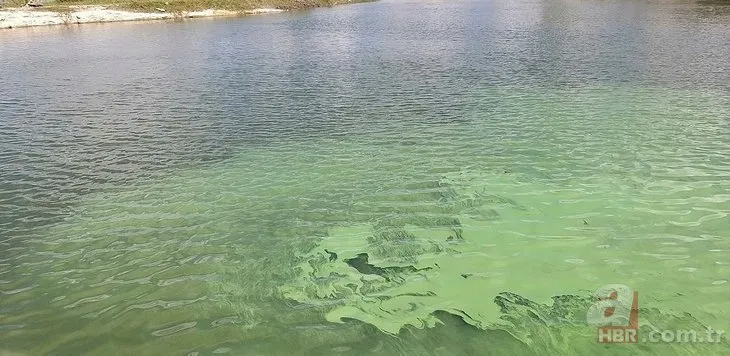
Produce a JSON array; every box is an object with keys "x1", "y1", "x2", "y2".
[{"x1": 0, "y1": 0, "x2": 728, "y2": 354}]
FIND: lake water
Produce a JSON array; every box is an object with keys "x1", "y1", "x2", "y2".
[{"x1": 1, "y1": 0, "x2": 729, "y2": 354}]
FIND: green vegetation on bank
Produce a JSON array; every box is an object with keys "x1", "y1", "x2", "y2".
[
  {"x1": 4, "y1": 0, "x2": 374, "y2": 13},
  {"x1": 3, "y1": 0, "x2": 29, "y2": 7}
]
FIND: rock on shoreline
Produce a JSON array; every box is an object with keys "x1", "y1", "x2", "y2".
[{"x1": 0, "y1": 6, "x2": 285, "y2": 29}]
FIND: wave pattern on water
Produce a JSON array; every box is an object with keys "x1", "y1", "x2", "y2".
[
  {"x1": 0, "y1": 86, "x2": 728, "y2": 354},
  {"x1": 1, "y1": 0, "x2": 729, "y2": 354}
]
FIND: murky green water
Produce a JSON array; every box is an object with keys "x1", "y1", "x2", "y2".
[{"x1": 1, "y1": 0, "x2": 729, "y2": 355}]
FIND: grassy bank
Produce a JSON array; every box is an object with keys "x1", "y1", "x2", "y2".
[{"x1": 3, "y1": 0, "x2": 374, "y2": 13}]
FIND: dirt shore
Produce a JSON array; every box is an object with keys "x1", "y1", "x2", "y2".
[{"x1": 0, "y1": 6, "x2": 284, "y2": 29}]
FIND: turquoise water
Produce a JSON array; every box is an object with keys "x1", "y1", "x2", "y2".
[{"x1": 1, "y1": 0, "x2": 729, "y2": 355}]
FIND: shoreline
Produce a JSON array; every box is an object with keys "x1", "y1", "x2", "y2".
[{"x1": 0, "y1": 6, "x2": 285, "y2": 29}]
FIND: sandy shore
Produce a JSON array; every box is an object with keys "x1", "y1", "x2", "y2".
[{"x1": 0, "y1": 6, "x2": 285, "y2": 29}]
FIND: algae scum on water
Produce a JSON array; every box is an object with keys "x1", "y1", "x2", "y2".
[{"x1": 3, "y1": 86, "x2": 729, "y2": 354}]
